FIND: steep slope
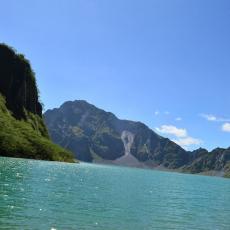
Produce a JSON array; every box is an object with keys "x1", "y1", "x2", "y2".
[
  {"x1": 0, "y1": 44, "x2": 42, "y2": 119},
  {"x1": 0, "y1": 44, "x2": 74, "y2": 162},
  {"x1": 183, "y1": 147, "x2": 230, "y2": 176},
  {"x1": 44, "y1": 100, "x2": 230, "y2": 177},
  {"x1": 44, "y1": 100, "x2": 188, "y2": 168}
]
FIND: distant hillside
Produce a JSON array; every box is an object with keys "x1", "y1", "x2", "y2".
[
  {"x1": 0, "y1": 44, "x2": 74, "y2": 162},
  {"x1": 44, "y1": 100, "x2": 189, "y2": 168},
  {"x1": 44, "y1": 100, "x2": 230, "y2": 177},
  {"x1": 183, "y1": 148, "x2": 230, "y2": 177}
]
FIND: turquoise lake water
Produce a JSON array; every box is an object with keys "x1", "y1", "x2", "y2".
[{"x1": 0, "y1": 157, "x2": 230, "y2": 230}]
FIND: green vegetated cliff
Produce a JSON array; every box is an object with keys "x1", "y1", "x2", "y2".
[
  {"x1": 44, "y1": 100, "x2": 230, "y2": 177},
  {"x1": 0, "y1": 44, "x2": 74, "y2": 162}
]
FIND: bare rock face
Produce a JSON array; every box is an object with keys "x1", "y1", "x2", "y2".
[
  {"x1": 113, "y1": 130, "x2": 142, "y2": 167},
  {"x1": 121, "y1": 131, "x2": 135, "y2": 157},
  {"x1": 183, "y1": 147, "x2": 230, "y2": 174}
]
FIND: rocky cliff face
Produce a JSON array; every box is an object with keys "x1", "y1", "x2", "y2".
[
  {"x1": 183, "y1": 147, "x2": 230, "y2": 175},
  {"x1": 0, "y1": 44, "x2": 42, "y2": 119},
  {"x1": 44, "y1": 100, "x2": 188, "y2": 168},
  {"x1": 0, "y1": 44, "x2": 74, "y2": 162}
]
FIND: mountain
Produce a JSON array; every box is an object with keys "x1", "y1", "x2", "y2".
[
  {"x1": 44, "y1": 100, "x2": 230, "y2": 177},
  {"x1": 44, "y1": 100, "x2": 189, "y2": 168},
  {"x1": 0, "y1": 44, "x2": 74, "y2": 162},
  {"x1": 183, "y1": 147, "x2": 230, "y2": 176}
]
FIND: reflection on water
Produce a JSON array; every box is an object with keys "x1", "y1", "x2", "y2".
[
  {"x1": 0, "y1": 157, "x2": 230, "y2": 230},
  {"x1": 0, "y1": 157, "x2": 30, "y2": 227}
]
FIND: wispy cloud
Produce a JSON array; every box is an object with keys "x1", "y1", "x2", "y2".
[
  {"x1": 155, "y1": 125, "x2": 187, "y2": 138},
  {"x1": 200, "y1": 114, "x2": 230, "y2": 122},
  {"x1": 175, "y1": 117, "x2": 182, "y2": 121},
  {"x1": 222, "y1": 123, "x2": 230, "y2": 132},
  {"x1": 154, "y1": 110, "x2": 160, "y2": 116},
  {"x1": 155, "y1": 125, "x2": 202, "y2": 148},
  {"x1": 173, "y1": 137, "x2": 202, "y2": 147},
  {"x1": 201, "y1": 114, "x2": 230, "y2": 134},
  {"x1": 154, "y1": 110, "x2": 171, "y2": 116},
  {"x1": 200, "y1": 114, "x2": 217, "y2": 121}
]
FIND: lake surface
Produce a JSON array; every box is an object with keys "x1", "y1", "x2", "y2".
[{"x1": 0, "y1": 157, "x2": 230, "y2": 230}]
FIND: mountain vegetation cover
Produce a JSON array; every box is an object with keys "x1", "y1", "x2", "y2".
[
  {"x1": 0, "y1": 44, "x2": 74, "y2": 162},
  {"x1": 45, "y1": 100, "x2": 230, "y2": 177}
]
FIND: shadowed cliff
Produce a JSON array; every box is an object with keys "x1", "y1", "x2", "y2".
[
  {"x1": 44, "y1": 100, "x2": 188, "y2": 168},
  {"x1": 0, "y1": 44, "x2": 74, "y2": 162},
  {"x1": 0, "y1": 44, "x2": 42, "y2": 119}
]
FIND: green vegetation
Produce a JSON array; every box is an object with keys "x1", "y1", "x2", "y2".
[
  {"x1": 0, "y1": 44, "x2": 74, "y2": 162},
  {"x1": 0, "y1": 95, "x2": 74, "y2": 162},
  {"x1": 0, "y1": 43, "x2": 42, "y2": 119},
  {"x1": 224, "y1": 162, "x2": 230, "y2": 178},
  {"x1": 182, "y1": 148, "x2": 230, "y2": 177}
]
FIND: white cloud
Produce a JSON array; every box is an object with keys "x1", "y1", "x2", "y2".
[
  {"x1": 155, "y1": 125, "x2": 187, "y2": 138},
  {"x1": 154, "y1": 110, "x2": 160, "y2": 116},
  {"x1": 155, "y1": 124, "x2": 202, "y2": 148},
  {"x1": 200, "y1": 114, "x2": 217, "y2": 121},
  {"x1": 222, "y1": 123, "x2": 230, "y2": 132},
  {"x1": 154, "y1": 110, "x2": 171, "y2": 116},
  {"x1": 175, "y1": 117, "x2": 182, "y2": 121},
  {"x1": 200, "y1": 114, "x2": 230, "y2": 122},
  {"x1": 173, "y1": 137, "x2": 202, "y2": 147}
]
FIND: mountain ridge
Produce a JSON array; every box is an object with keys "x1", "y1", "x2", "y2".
[{"x1": 44, "y1": 99, "x2": 230, "y2": 177}]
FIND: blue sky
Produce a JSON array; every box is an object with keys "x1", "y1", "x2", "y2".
[{"x1": 1, "y1": 0, "x2": 230, "y2": 151}]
